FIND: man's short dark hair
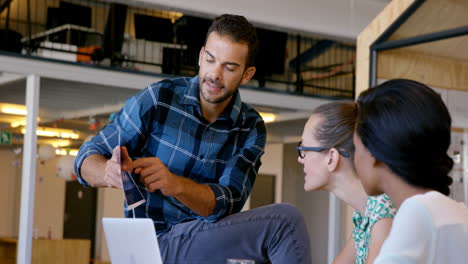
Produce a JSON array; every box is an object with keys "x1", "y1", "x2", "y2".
[{"x1": 206, "y1": 14, "x2": 258, "y2": 67}]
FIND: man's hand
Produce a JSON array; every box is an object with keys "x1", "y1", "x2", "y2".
[
  {"x1": 125, "y1": 157, "x2": 183, "y2": 197},
  {"x1": 124, "y1": 155, "x2": 215, "y2": 217},
  {"x1": 103, "y1": 146, "x2": 126, "y2": 189}
]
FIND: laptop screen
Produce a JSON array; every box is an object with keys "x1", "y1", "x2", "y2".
[{"x1": 102, "y1": 218, "x2": 163, "y2": 264}]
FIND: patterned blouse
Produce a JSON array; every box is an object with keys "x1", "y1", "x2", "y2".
[{"x1": 352, "y1": 194, "x2": 397, "y2": 264}]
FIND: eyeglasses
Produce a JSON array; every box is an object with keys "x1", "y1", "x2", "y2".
[{"x1": 296, "y1": 141, "x2": 350, "y2": 159}]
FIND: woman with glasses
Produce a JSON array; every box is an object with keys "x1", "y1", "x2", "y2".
[
  {"x1": 297, "y1": 101, "x2": 396, "y2": 264},
  {"x1": 354, "y1": 79, "x2": 468, "y2": 263}
]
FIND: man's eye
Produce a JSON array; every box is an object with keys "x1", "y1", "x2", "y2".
[
  {"x1": 226, "y1": 67, "x2": 234, "y2": 72},
  {"x1": 206, "y1": 59, "x2": 214, "y2": 63}
]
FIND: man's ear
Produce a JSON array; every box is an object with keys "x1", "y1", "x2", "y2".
[
  {"x1": 198, "y1": 46, "x2": 205, "y2": 66},
  {"x1": 240, "y1": 66, "x2": 256, "y2": 85},
  {"x1": 327, "y1": 148, "x2": 340, "y2": 172}
]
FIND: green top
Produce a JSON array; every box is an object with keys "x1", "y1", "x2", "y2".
[{"x1": 352, "y1": 194, "x2": 396, "y2": 264}]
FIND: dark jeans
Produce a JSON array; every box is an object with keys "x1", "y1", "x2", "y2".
[{"x1": 158, "y1": 203, "x2": 311, "y2": 264}]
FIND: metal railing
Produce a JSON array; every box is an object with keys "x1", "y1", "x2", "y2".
[{"x1": 0, "y1": 0, "x2": 356, "y2": 99}]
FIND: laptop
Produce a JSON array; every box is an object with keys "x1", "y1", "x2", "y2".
[{"x1": 102, "y1": 218, "x2": 163, "y2": 264}]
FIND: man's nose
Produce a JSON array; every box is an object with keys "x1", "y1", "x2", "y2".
[{"x1": 210, "y1": 64, "x2": 223, "y2": 80}]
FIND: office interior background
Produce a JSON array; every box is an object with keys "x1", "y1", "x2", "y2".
[{"x1": 0, "y1": 0, "x2": 467, "y2": 263}]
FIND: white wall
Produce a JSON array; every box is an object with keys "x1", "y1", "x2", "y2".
[
  {"x1": 258, "y1": 143, "x2": 284, "y2": 203},
  {"x1": 0, "y1": 149, "x2": 65, "y2": 239},
  {"x1": 0, "y1": 149, "x2": 21, "y2": 237},
  {"x1": 33, "y1": 158, "x2": 66, "y2": 239},
  {"x1": 281, "y1": 142, "x2": 330, "y2": 264},
  {"x1": 0, "y1": 146, "x2": 124, "y2": 262},
  {"x1": 122, "y1": 0, "x2": 388, "y2": 40}
]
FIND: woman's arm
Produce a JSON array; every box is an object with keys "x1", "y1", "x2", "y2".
[
  {"x1": 366, "y1": 217, "x2": 393, "y2": 263},
  {"x1": 332, "y1": 236, "x2": 355, "y2": 264}
]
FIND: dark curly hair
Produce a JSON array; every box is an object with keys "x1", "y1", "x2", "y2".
[
  {"x1": 355, "y1": 79, "x2": 453, "y2": 195},
  {"x1": 206, "y1": 14, "x2": 258, "y2": 67}
]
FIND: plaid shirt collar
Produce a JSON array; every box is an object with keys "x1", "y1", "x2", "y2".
[{"x1": 183, "y1": 75, "x2": 242, "y2": 124}]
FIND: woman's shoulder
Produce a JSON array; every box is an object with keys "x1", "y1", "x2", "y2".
[
  {"x1": 401, "y1": 191, "x2": 468, "y2": 226},
  {"x1": 365, "y1": 193, "x2": 397, "y2": 221},
  {"x1": 352, "y1": 194, "x2": 397, "y2": 236}
]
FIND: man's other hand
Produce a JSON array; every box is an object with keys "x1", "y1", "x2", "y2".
[{"x1": 103, "y1": 146, "x2": 125, "y2": 189}]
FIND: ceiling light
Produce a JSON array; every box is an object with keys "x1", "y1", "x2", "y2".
[
  {"x1": 21, "y1": 127, "x2": 80, "y2": 139},
  {"x1": 0, "y1": 103, "x2": 27, "y2": 115},
  {"x1": 11, "y1": 120, "x2": 26, "y2": 128},
  {"x1": 56, "y1": 148, "x2": 78, "y2": 156},
  {"x1": 39, "y1": 139, "x2": 72, "y2": 148},
  {"x1": 259, "y1": 112, "x2": 276, "y2": 123},
  {"x1": 10, "y1": 117, "x2": 41, "y2": 128}
]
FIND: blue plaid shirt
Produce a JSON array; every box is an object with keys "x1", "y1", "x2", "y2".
[{"x1": 74, "y1": 76, "x2": 266, "y2": 234}]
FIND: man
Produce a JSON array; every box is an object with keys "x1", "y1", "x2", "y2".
[{"x1": 74, "y1": 14, "x2": 310, "y2": 263}]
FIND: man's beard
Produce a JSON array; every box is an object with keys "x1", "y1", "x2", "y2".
[{"x1": 199, "y1": 76, "x2": 241, "y2": 104}]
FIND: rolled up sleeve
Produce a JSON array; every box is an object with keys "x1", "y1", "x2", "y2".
[
  {"x1": 74, "y1": 138, "x2": 112, "y2": 187},
  {"x1": 198, "y1": 118, "x2": 266, "y2": 222},
  {"x1": 73, "y1": 87, "x2": 155, "y2": 187}
]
